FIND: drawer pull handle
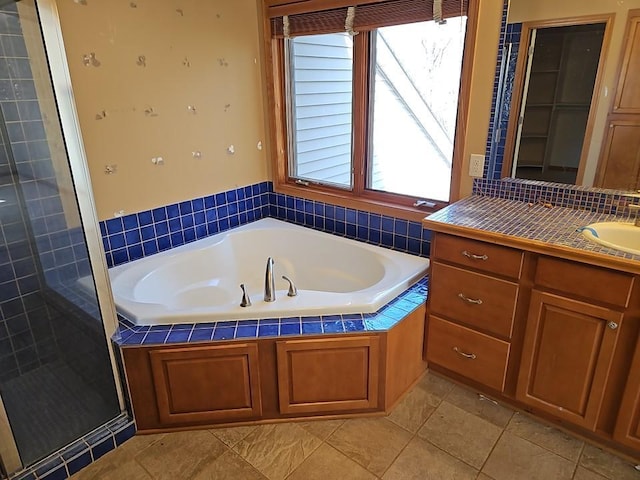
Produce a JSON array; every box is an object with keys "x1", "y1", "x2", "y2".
[
  {"x1": 462, "y1": 250, "x2": 488, "y2": 261},
  {"x1": 608, "y1": 321, "x2": 618, "y2": 330},
  {"x1": 458, "y1": 293, "x2": 483, "y2": 305},
  {"x1": 453, "y1": 347, "x2": 476, "y2": 360}
]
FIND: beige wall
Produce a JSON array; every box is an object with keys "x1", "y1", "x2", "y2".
[
  {"x1": 56, "y1": 0, "x2": 269, "y2": 220},
  {"x1": 57, "y1": 0, "x2": 505, "y2": 215},
  {"x1": 457, "y1": 0, "x2": 504, "y2": 199},
  {"x1": 508, "y1": 0, "x2": 640, "y2": 186}
]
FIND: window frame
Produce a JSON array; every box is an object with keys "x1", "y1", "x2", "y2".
[{"x1": 261, "y1": 0, "x2": 479, "y2": 221}]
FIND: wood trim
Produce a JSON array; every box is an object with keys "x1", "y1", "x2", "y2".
[
  {"x1": 449, "y1": 0, "x2": 479, "y2": 202},
  {"x1": 353, "y1": 32, "x2": 369, "y2": 197},
  {"x1": 501, "y1": 14, "x2": 615, "y2": 183}
]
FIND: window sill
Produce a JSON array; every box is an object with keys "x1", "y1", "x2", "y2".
[{"x1": 274, "y1": 180, "x2": 447, "y2": 222}]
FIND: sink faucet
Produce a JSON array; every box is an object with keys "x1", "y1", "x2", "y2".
[
  {"x1": 628, "y1": 204, "x2": 640, "y2": 227},
  {"x1": 264, "y1": 257, "x2": 276, "y2": 302}
]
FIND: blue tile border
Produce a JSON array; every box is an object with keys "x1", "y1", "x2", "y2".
[
  {"x1": 9, "y1": 413, "x2": 135, "y2": 480},
  {"x1": 99, "y1": 181, "x2": 431, "y2": 268},
  {"x1": 100, "y1": 182, "x2": 272, "y2": 267},
  {"x1": 114, "y1": 276, "x2": 428, "y2": 346},
  {"x1": 473, "y1": 178, "x2": 640, "y2": 221}
]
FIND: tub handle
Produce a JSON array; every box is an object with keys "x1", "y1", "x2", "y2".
[
  {"x1": 282, "y1": 275, "x2": 298, "y2": 297},
  {"x1": 239, "y1": 284, "x2": 252, "y2": 307}
]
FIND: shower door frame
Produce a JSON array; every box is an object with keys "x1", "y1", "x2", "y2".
[{"x1": 0, "y1": 0, "x2": 126, "y2": 475}]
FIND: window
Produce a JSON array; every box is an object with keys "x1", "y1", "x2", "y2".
[{"x1": 265, "y1": 0, "x2": 472, "y2": 217}]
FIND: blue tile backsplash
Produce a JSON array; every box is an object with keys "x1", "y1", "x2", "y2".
[
  {"x1": 100, "y1": 181, "x2": 432, "y2": 268},
  {"x1": 473, "y1": 178, "x2": 640, "y2": 219}
]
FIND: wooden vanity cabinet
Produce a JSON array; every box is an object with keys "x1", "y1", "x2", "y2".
[{"x1": 425, "y1": 230, "x2": 640, "y2": 458}]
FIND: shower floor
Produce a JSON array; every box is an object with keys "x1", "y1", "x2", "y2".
[{"x1": 0, "y1": 361, "x2": 117, "y2": 466}]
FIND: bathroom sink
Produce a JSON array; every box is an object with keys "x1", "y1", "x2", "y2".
[{"x1": 579, "y1": 222, "x2": 640, "y2": 255}]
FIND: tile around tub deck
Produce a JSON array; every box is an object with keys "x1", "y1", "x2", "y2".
[{"x1": 113, "y1": 276, "x2": 427, "y2": 346}]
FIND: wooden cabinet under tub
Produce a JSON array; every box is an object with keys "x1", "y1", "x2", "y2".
[
  {"x1": 424, "y1": 229, "x2": 640, "y2": 459},
  {"x1": 121, "y1": 304, "x2": 426, "y2": 432},
  {"x1": 276, "y1": 336, "x2": 380, "y2": 414},
  {"x1": 148, "y1": 344, "x2": 263, "y2": 425}
]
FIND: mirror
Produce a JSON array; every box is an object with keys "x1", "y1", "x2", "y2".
[{"x1": 487, "y1": 0, "x2": 640, "y2": 191}]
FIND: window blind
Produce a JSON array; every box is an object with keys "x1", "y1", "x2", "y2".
[{"x1": 269, "y1": 0, "x2": 469, "y2": 38}]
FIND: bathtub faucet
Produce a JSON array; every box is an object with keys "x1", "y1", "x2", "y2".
[{"x1": 264, "y1": 257, "x2": 276, "y2": 302}]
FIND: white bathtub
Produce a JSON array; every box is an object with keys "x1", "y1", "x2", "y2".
[{"x1": 107, "y1": 218, "x2": 429, "y2": 326}]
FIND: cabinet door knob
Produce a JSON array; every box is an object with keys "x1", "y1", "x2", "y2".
[
  {"x1": 462, "y1": 250, "x2": 488, "y2": 261},
  {"x1": 453, "y1": 347, "x2": 477, "y2": 359},
  {"x1": 607, "y1": 321, "x2": 619, "y2": 330},
  {"x1": 458, "y1": 293, "x2": 483, "y2": 305}
]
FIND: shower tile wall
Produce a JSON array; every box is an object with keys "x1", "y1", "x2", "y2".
[
  {"x1": 0, "y1": 4, "x2": 98, "y2": 385},
  {"x1": 0, "y1": 134, "x2": 57, "y2": 383},
  {"x1": 0, "y1": 5, "x2": 90, "y2": 294}
]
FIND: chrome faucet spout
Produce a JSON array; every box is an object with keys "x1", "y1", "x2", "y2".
[{"x1": 264, "y1": 257, "x2": 276, "y2": 302}]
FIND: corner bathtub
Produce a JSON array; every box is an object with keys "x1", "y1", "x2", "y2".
[{"x1": 107, "y1": 218, "x2": 429, "y2": 326}]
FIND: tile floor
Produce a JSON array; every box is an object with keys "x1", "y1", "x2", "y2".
[{"x1": 71, "y1": 371, "x2": 640, "y2": 480}]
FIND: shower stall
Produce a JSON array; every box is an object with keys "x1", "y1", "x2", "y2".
[{"x1": 0, "y1": 0, "x2": 124, "y2": 477}]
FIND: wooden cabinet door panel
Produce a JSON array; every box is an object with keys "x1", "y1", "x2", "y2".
[
  {"x1": 596, "y1": 121, "x2": 640, "y2": 191},
  {"x1": 614, "y1": 336, "x2": 640, "y2": 450},
  {"x1": 517, "y1": 291, "x2": 623, "y2": 430},
  {"x1": 276, "y1": 336, "x2": 380, "y2": 414},
  {"x1": 430, "y1": 262, "x2": 518, "y2": 338},
  {"x1": 149, "y1": 344, "x2": 262, "y2": 425},
  {"x1": 614, "y1": 15, "x2": 640, "y2": 113}
]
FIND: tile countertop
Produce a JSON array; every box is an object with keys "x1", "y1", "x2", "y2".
[{"x1": 423, "y1": 196, "x2": 640, "y2": 275}]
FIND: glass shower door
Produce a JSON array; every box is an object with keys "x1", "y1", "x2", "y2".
[{"x1": 0, "y1": 0, "x2": 121, "y2": 472}]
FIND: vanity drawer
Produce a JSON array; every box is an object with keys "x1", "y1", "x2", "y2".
[
  {"x1": 535, "y1": 256, "x2": 634, "y2": 308},
  {"x1": 433, "y1": 234, "x2": 523, "y2": 279},
  {"x1": 430, "y1": 262, "x2": 518, "y2": 338},
  {"x1": 426, "y1": 316, "x2": 510, "y2": 392}
]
